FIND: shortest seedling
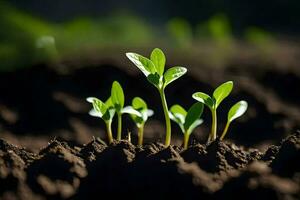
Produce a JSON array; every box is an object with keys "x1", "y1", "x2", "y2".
[
  {"x1": 123, "y1": 97, "x2": 154, "y2": 145},
  {"x1": 169, "y1": 102, "x2": 204, "y2": 149},
  {"x1": 220, "y1": 100, "x2": 248, "y2": 140},
  {"x1": 86, "y1": 97, "x2": 115, "y2": 144}
]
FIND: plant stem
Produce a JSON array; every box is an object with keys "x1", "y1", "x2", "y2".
[
  {"x1": 183, "y1": 132, "x2": 190, "y2": 150},
  {"x1": 106, "y1": 121, "x2": 113, "y2": 144},
  {"x1": 220, "y1": 121, "x2": 230, "y2": 140},
  {"x1": 210, "y1": 108, "x2": 217, "y2": 142},
  {"x1": 159, "y1": 89, "x2": 171, "y2": 147},
  {"x1": 117, "y1": 113, "x2": 122, "y2": 140},
  {"x1": 137, "y1": 125, "x2": 144, "y2": 146}
]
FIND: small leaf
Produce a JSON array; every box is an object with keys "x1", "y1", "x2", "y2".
[
  {"x1": 105, "y1": 97, "x2": 114, "y2": 108},
  {"x1": 187, "y1": 119, "x2": 203, "y2": 135},
  {"x1": 150, "y1": 48, "x2": 166, "y2": 76},
  {"x1": 192, "y1": 92, "x2": 214, "y2": 109},
  {"x1": 126, "y1": 53, "x2": 156, "y2": 76},
  {"x1": 132, "y1": 97, "x2": 147, "y2": 110},
  {"x1": 86, "y1": 97, "x2": 107, "y2": 117},
  {"x1": 147, "y1": 73, "x2": 161, "y2": 87},
  {"x1": 88, "y1": 109, "x2": 102, "y2": 118},
  {"x1": 184, "y1": 102, "x2": 203, "y2": 131},
  {"x1": 111, "y1": 81, "x2": 124, "y2": 111},
  {"x1": 213, "y1": 81, "x2": 233, "y2": 108},
  {"x1": 122, "y1": 106, "x2": 142, "y2": 117},
  {"x1": 228, "y1": 100, "x2": 248, "y2": 122},
  {"x1": 169, "y1": 104, "x2": 187, "y2": 125},
  {"x1": 163, "y1": 66, "x2": 187, "y2": 87}
]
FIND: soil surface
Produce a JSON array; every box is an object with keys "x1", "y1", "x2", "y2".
[{"x1": 0, "y1": 132, "x2": 299, "y2": 199}]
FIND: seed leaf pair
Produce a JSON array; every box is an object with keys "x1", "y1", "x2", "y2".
[
  {"x1": 87, "y1": 97, "x2": 115, "y2": 122},
  {"x1": 169, "y1": 102, "x2": 204, "y2": 149},
  {"x1": 124, "y1": 97, "x2": 153, "y2": 127},
  {"x1": 126, "y1": 48, "x2": 187, "y2": 89},
  {"x1": 86, "y1": 97, "x2": 115, "y2": 143},
  {"x1": 123, "y1": 97, "x2": 154, "y2": 145},
  {"x1": 193, "y1": 81, "x2": 233, "y2": 109}
]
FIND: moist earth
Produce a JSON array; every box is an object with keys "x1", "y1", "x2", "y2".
[{"x1": 0, "y1": 132, "x2": 299, "y2": 200}]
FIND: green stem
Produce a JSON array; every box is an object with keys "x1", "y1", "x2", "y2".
[
  {"x1": 210, "y1": 108, "x2": 217, "y2": 142},
  {"x1": 220, "y1": 121, "x2": 230, "y2": 140},
  {"x1": 159, "y1": 89, "x2": 171, "y2": 147},
  {"x1": 117, "y1": 113, "x2": 122, "y2": 140},
  {"x1": 183, "y1": 132, "x2": 190, "y2": 150},
  {"x1": 138, "y1": 125, "x2": 144, "y2": 146},
  {"x1": 105, "y1": 121, "x2": 113, "y2": 144}
]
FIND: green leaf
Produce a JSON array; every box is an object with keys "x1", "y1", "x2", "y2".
[
  {"x1": 132, "y1": 97, "x2": 147, "y2": 110},
  {"x1": 163, "y1": 66, "x2": 187, "y2": 87},
  {"x1": 126, "y1": 53, "x2": 156, "y2": 76},
  {"x1": 86, "y1": 97, "x2": 107, "y2": 117},
  {"x1": 184, "y1": 102, "x2": 204, "y2": 131},
  {"x1": 187, "y1": 119, "x2": 203, "y2": 135},
  {"x1": 122, "y1": 106, "x2": 142, "y2": 117},
  {"x1": 228, "y1": 100, "x2": 248, "y2": 122},
  {"x1": 147, "y1": 73, "x2": 161, "y2": 87},
  {"x1": 111, "y1": 81, "x2": 124, "y2": 111},
  {"x1": 192, "y1": 92, "x2": 214, "y2": 109},
  {"x1": 105, "y1": 97, "x2": 114, "y2": 108},
  {"x1": 150, "y1": 48, "x2": 166, "y2": 76},
  {"x1": 169, "y1": 104, "x2": 187, "y2": 125},
  {"x1": 213, "y1": 81, "x2": 233, "y2": 108}
]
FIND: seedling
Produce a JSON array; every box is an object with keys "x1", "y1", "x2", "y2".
[
  {"x1": 192, "y1": 81, "x2": 233, "y2": 142},
  {"x1": 111, "y1": 81, "x2": 142, "y2": 141},
  {"x1": 123, "y1": 97, "x2": 154, "y2": 145},
  {"x1": 220, "y1": 100, "x2": 248, "y2": 140},
  {"x1": 126, "y1": 48, "x2": 187, "y2": 146},
  {"x1": 111, "y1": 81, "x2": 125, "y2": 140},
  {"x1": 169, "y1": 102, "x2": 204, "y2": 149},
  {"x1": 86, "y1": 97, "x2": 115, "y2": 144}
]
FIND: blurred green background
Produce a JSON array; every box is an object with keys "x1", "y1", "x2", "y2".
[{"x1": 1, "y1": 0, "x2": 299, "y2": 71}]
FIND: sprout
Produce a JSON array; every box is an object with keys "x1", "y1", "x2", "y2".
[
  {"x1": 220, "y1": 100, "x2": 248, "y2": 140},
  {"x1": 86, "y1": 97, "x2": 115, "y2": 144},
  {"x1": 126, "y1": 48, "x2": 187, "y2": 146},
  {"x1": 169, "y1": 102, "x2": 204, "y2": 149},
  {"x1": 192, "y1": 81, "x2": 233, "y2": 142},
  {"x1": 123, "y1": 97, "x2": 154, "y2": 145},
  {"x1": 111, "y1": 81, "x2": 125, "y2": 140}
]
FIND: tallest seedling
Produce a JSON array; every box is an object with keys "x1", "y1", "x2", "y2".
[{"x1": 126, "y1": 48, "x2": 187, "y2": 146}]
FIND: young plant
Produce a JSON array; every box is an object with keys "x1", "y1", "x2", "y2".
[
  {"x1": 111, "y1": 81, "x2": 125, "y2": 140},
  {"x1": 169, "y1": 102, "x2": 204, "y2": 149},
  {"x1": 192, "y1": 81, "x2": 233, "y2": 142},
  {"x1": 86, "y1": 97, "x2": 115, "y2": 144},
  {"x1": 123, "y1": 97, "x2": 154, "y2": 145},
  {"x1": 126, "y1": 48, "x2": 187, "y2": 146},
  {"x1": 220, "y1": 100, "x2": 248, "y2": 140}
]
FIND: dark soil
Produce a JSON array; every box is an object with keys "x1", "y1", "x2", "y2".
[{"x1": 0, "y1": 132, "x2": 299, "y2": 200}]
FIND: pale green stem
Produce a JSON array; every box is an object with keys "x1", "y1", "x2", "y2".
[
  {"x1": 220, "y1": 121, "x2": 230, "y2": 140},
  {"x1": 183, "y1": 132, "x2": 190, "y2": 150},
  {"x1": 209, "y1": 108, "x2": 217, "y2": 142},
  {"x1": 117, "y1": 113, "x2": 122, "y2": 140},
  {"x1": 105, "y1": 121, "x2": 113, "y2": 144},
  {"x1": 137, "y1": 125, "x2": 144, "y2": 146},
  {"x1": 159, "y1": 89, "x2": 171, "y2": 147}
]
